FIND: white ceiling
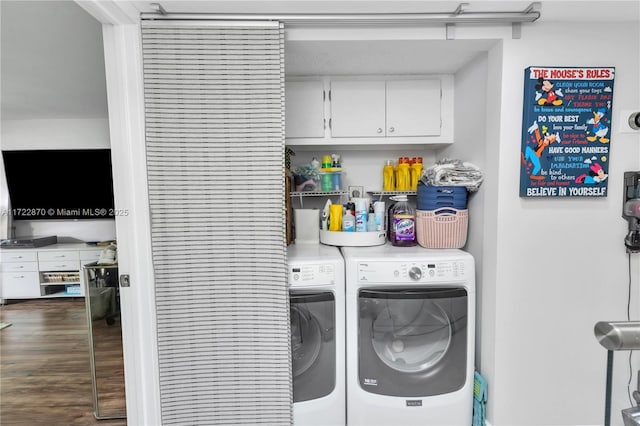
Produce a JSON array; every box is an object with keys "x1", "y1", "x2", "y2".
[{"x1": 1, "y1": 1, "x2": 638, "y2": 120}]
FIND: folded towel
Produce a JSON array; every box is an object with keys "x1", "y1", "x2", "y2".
[
  {"x1": 474, "y1": 371, "x2": 488, "y2": 402},
  {"x1": 473, "y1": 399, "x2": 485, "y2": 426},
  {"x1": 472, "y1": 371, "x2": 488, "y2": 426},
  {"x1": 422, "y1": 158, "x2": 484, "y2": 192}
]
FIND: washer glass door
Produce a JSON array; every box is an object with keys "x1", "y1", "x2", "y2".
[
  {"x1": 290, "y1": 291, "x2": 335, "y2": 402},
  {"x1": 358, "y1": 287, "x2": 467, "y2": 397}
]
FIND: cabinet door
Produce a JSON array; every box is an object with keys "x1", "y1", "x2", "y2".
[
  {"x1": 2, "y1": 272, "x2": 40, "y2": 298},
  {"x1": 330, "y1": 80, "x2": 386, "y2": 137},
  {"x1": 386, "y1": 79, "x2": 441, "y2": 136},
  {"x1": 285, "y1": 80, "x2": 325, "y2": 138}
]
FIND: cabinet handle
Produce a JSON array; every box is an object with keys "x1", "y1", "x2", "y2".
[
  {"x1": 14, "y1": 275, "x2": 25, "y2": 279},
  {"x1": 377, "y1": 128, "x2": 383, "y2": 133},
  {"x1": 389, "y1": 126, "x2": 395, "y2": 133}
]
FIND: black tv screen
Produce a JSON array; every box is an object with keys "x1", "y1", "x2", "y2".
[{"x1": 2, "y1": 149, "x2": 115, "y2": 220}]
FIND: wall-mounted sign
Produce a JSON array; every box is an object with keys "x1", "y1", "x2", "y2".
[{"x1": 520, "y1": 66, "x2": 615, "y2": 197}]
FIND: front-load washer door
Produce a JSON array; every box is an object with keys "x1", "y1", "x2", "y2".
[
  {"x1": 290, "y1": 291, "x2": 335, "y2": 402},
  {"x1": 358, "y1": 287, "x2": 467, "y2": 397}
]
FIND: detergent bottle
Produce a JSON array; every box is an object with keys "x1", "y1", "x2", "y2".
[
  {"x1": 410, "y1": 157, "x2": 423, "y2": 191},
  {"x1": 395, "y1": 157, "x2": 410, "y2": 191},
  {"x1": 389, "y1": 195, "x2": 416, "y2": 247},
  {"x1": 383, "y1": 160, "x2": 395, "y2": 191}
]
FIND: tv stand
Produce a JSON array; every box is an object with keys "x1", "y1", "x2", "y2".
[{"x1": 0, "y1": 243, "x2": 104, "y2": 301}]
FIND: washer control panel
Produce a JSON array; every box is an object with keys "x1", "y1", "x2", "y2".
[
  {"x1": 357, "y1": 260, "x2": 467, "y2": 283},
  {"x1": 289, "y1": 263, "x2": 336, "y2": 286}
]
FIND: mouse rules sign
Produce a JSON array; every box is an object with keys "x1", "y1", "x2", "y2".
[{"x1": 520, "y1": 66, "x2": 615, "y2": 198}]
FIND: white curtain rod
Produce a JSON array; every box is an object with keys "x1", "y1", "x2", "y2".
[{"x1": 142, "y1": 2, "x2": 541, "y2": 25}]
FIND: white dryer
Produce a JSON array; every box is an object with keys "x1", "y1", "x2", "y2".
[
  {"x1": 287, "y1": 244, "x2": 345, "y2": 426},
  {"x1": 341, "y1": 243, "x2": 475, "y2": 426}
]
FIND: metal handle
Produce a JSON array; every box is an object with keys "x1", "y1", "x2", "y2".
[
  {"x1": 360, "y1": 287, "x2": 467, "y2": 300},
  {"x1": 389, "y1": 126, "x2": 395, "y2": 133},
  {"x1": 376, "y1": 128, "x2": 383, "y2": 133},
  {"x1": 289, "y1": 291, "x2": 333, "y2": 303}
]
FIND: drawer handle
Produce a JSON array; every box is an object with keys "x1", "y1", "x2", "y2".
[
  {"x1": 14, "y1": 275, "x2": 25, "y2": 279},
  {"x1": 53, "y1": 255, "x2": 67, "y2": 258}
]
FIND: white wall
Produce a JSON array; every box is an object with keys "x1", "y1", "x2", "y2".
[
  {"x1": 1, "y1": 118, "x2": 110, "y2": 149},
  {"x1": 0, "y1": 118, "x2": 116, "y2": 242},
  {"x1": 441, "y1": 47, "x2": 493, "y2": 368},
  {"x1": 488, "y1": 21, "x2": 640, "y2": 426}
]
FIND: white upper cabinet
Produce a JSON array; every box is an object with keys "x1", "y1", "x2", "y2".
[
  {"x1": 330, "y1": 78, "x2": 441, "y2": 138},
  {"x1": 329, "y1": 80, "x2": 386, "y2": 137},
  {"x1": 386, "y1": 79, "x2": 441, "y2": 137},
  {"x1": 284, "y1": 75, "x2": 452, "y2": 148},
  {"x1": 285, "y1": 80, "x2": 325, "y2": 138}
]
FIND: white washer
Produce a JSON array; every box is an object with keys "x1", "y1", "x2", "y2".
[
  {"x1": 341, "y1": 243, "x2": 475, "y2": 426},
  {"x1": 287, "y1": 244, "x2": 345, "y2": 426}
]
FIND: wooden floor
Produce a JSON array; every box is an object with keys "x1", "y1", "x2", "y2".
[{"x1": 1, "y1": 298, "x2": 127, "y2": 425}]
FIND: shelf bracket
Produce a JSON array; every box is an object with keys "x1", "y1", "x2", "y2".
[
  {"x1": 512, "y1": 22, "x2": 522, "y2": 39},
  {"x1": 513, "y1": 3, "x2": 540, "y2": 39}
]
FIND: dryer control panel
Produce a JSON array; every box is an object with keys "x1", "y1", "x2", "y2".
[
  {"x1": 357, "y1": 260, "x2": 468, "y2": 283},
  {"x1": 289, "y1": 263, "x2": 336, "y2": 286}
]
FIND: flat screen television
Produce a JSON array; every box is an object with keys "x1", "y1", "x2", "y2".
[{"x1": 2, "y1": 149, "x2": 115, "y2": 220}]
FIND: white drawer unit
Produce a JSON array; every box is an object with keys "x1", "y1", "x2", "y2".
[
  {"x1": 0, "y1": 244, "x2": 114, "y2": 300},
  {"x1": 38, "y1": 250, "x2": 79, "y2": 262},
  {"x1": 2, "y1": 271, "x2": 40, "y2": 299},
  {"x1": 1, "y1": 261, "x2": 38, "y2": 273},
  {"x1": 1, "y1": 251, "x2": 37, "y2": 262},
  {"x1": 38, "y1": 260, "x2": 80, "y2": 272}
]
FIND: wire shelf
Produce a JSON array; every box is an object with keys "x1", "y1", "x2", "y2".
[
  {"x1": 290, "y1": 190, "x2": 349, "y2": 197},
  {"x1": 368, "y1": 190, "x2": 417, "y2": 196}
]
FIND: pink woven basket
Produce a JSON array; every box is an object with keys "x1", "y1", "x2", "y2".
[{"x1": 416, "y1": 208, "x2": 469, "y2": 249}]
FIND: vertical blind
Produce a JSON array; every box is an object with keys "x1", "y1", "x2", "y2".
[{"x1": 141, "y1": 21, "x2": 290, "y2": 425}]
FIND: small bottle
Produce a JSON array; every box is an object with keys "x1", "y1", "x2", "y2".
[
  {"x1": 347, "y1": 202, "x2": 356, "y2": 217},
  {"x1": 389, "y1": 195, "x2": 416, "y2": 247},
  {"x1": 367, "y1": 204, "x2": 376, "y2": 231},
  {"x1": 383, "y1": 160, "x2": 395, "y2": 191},
  {"x1": 354, "y1": 198, "x2": 368, "y2": 232},
  {"x1": 310, "y1": 157, "x2": 320, "y2": 170},
  {"x1": 374, "y1": 201, "x2": 386, "y2": 231},
  {"x1": 342, "y1": 210, "x2": 355, "y2": 232}
]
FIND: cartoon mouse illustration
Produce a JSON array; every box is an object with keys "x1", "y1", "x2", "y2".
[
  {"x1": 535, "y1": 78, "x2": 563, "y2": 106},
  {"x1": 575, "y1": 162, "x2": 608, "y2": 184}
]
